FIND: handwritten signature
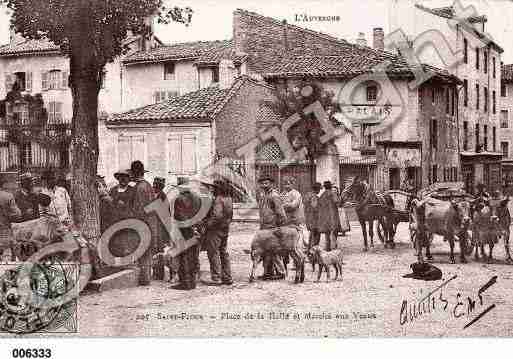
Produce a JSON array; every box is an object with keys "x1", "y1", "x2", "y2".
[{"x1": 400, "y1": 275, "x2": 497, "y2": 329}]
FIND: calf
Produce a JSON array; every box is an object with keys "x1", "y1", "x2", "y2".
[
  {"x1": 310, "y1": 245, "x2": 343, "y2": 282},
  {"x1": 249, "y1": 226, "x2": 305, "y2": 284}
]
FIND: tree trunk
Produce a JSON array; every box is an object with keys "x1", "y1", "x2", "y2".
[{"x1": 69, "y1": 52, "x2": 101, "y2": 245}]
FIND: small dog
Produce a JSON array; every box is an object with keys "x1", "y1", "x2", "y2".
[
  {"x1": 310, "y1": 245, "x2": 343, "y2": 282},
  {"x1": 152, "y1": 246, "x2": 178, "y2": 282}
]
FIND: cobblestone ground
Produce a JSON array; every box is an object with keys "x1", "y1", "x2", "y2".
[{"x1": 76, "y1": 221, "x2": 513, "y2": 337}]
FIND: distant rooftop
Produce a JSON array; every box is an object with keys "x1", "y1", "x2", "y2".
[{"x1": 415, "y1": 4, "x2": 487, "y2": 23}]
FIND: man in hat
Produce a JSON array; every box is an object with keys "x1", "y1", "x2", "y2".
[
  {"x1": 40, "y1": 169, "x2": 73, "y2": 227},
  {"x1": 317, "y1": 180, "x2": 341, "y2": 251},
  {"x1": 172, "y1": 176, "x2": 204, "y2": 290},
  {"x1": 99, "y1": 169, "x2": 135, "y2": 232},
  {"x1": 204, "y1": 179, "x2": 234, "y2": 285},
  {"x1": 257, "y1": 174, "x2": 287, "y2": 280},
  {"x1": 130, "y1": 160, "x2": 157, "y2": 286},
  {"x1": 14, "y1": 173, "x2": 39, "y2": 222},
  {"x1": 0, "y1": 174, "x2": 21, "y2": 259},
  {"x1": 151, "y1": 176, "x2": 178, "y2": 281},
  {"x1": 304, "y1": 182, "x2": 322, "y2": 247}
]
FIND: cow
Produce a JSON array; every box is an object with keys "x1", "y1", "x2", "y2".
[
  {"x1": 410, "y1": 197, "x2": 472, "y2": 264},
  {"x1": 472, "y1": 197, "x2": 512, "y2": 263},
  {"x1": 248, "y1": 226, "x2": 306, "y2": 284}
]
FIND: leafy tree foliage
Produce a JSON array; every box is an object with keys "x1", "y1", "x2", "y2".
[{"x1": 0, "y1": 0, "x2": 192, "y2": 243}]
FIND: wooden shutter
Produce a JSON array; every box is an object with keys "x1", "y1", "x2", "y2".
[
  {"x1": 168, "y1": 134, "x2": 182, "y2": 174},
  {"x1": 118, "y1": 135, "x2": 132, "y2": 171},
  {"x1": 5, "y1": 74, "x2": 13, "y2": 92},
  {"x1": 48, "y1": 102, "x2": 55, "y2": 123},
  {"x1": 41, "y1": 72, "x2": 48, "y2": 90},
  {"x1": 62, "y1": 71, "x2": 68, "y2": 88},
  {"x1": 131, "y1": 135, "x2": 145, "y2": 165},
  {"x1": 182, "y1": 134, "x2": 197, "y2": 174},
  {"x1": 26, "y1": 72, "x2": 32, "y2": 91}
]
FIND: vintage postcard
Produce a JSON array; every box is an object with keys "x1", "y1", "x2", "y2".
[{"x1": 0, "y1": 0, "x2": 513, "y2": 343}]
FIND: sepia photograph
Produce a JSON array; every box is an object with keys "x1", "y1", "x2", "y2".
[{"x1": 0, "y1": 0, "x2": 513, "y2": 350}]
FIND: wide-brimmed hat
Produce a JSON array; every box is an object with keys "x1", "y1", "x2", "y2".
[
  {"x1": 257, "y1": 174, "x2": 274, "y2": 183},
  {"x1": 130, "y1": 160, "x2": 150, "y2": 175},
  {"x1": 37, "y1": 193, "x2": 52, "y2": 207},
  {"x1": 114, "y1": 169, "x2": 130, "y2": 180}
]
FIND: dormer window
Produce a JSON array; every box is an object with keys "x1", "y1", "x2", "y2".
[
  {"x1": 164, "y1": 62, "x2": 175, "y2": 80},
  {"x1": 366, "y1": 84, "x2": 378, "y2": 102}
]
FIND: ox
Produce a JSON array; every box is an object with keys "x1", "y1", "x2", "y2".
[
  {"x1": 410, "y1": 197, "x2": 472, "y2": 264},
  {"x1": 249, "y1": 226, "x2": 306, "y2": 284},
  {"x1": 472, "y1": 197, "x2": 512, "y2": 263}
]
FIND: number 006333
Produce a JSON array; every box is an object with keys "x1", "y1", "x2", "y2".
[{"x1": 11, "y1": 348, "x2": 52, "y2": 358}]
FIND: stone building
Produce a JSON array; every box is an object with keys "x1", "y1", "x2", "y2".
[
  {"x1": 500, "y1": 64, "x2": 513, "y2": 191},
  {"x1": 390, "y1": 2, "x2": 504, "y2": 193}
]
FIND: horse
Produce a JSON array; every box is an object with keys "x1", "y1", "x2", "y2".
[
  {"x1": 341, "y1": 181, "x2": 395, "y2": 251},
  {"x1": 410, "y1": 197, "x2": 472, "y2": 264}
]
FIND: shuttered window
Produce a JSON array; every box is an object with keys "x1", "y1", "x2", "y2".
[
  {"x1": 47, "y1": 102, "x2": 63, "y2": 124},
  {"x1": 42, "y1": 70, "x2": 64, "y2": 90},
  {"x1": 167, "y1": 133, "x2": 197, "y2": 175},
  {"x1": 118, "y1": 134, "x2": 146, "y2": 171}
]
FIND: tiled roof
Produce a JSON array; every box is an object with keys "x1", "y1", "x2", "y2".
[
  {"x1": 108, "y1": 76, "x2": 264, "y2": 124},
  {"x1": 263, "y1": 55, "x2": 461, "y2": 83},
  {"x1": 415, "y1": 4, "x2": 487, "y2": 23},
  {"x1": 0, "y1": 39, "x2": 60, "y2": 57},
  {"x1": 123, "y1": 39, "x2": 246, "y2": 65},
  {"x1": 502, "y1": 64, "x2": 513, "y2": 83}
]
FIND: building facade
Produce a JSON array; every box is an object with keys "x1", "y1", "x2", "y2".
[
  {"x1": 390, "y1": 2, "x2": 504, "y2": 193},
  {"x1": 500, "y1": 64, "x2": 513, "y2": 191}
]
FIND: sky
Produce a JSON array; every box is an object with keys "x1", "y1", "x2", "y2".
[{"x1": 0, "y1": 0, "x2": 512, "y2": 62}]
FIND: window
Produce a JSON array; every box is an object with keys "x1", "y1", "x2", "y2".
[
  {"x1": 484, "y1": 51, "x2": 488, "y2": 74},
  {"x1": 367, "y1": 85, "x2": 378, "y2": 102},
  {"x1": 484, "y1": 87, "x2": 488, "y2": 113},
  {"x1": 501, "y1": 110, "x2": 509, "y2": 128},
  {"x1": 493, "y1": 57, "x2": 496, "y2": 78},
  {"x1": 463, "y1": 38, "x2": 468, "y2": 64},
  {"x1": 463, "y1": 79, "x2": 468, "y2": 107},
  {"x1": 502, "y1": 82, "x2": 507, "y2": 97},
  {"x1": 431, "y1": 87, "x2": 435, "y2": 104},
  {"x1": 431, "y1": 119, "x2": 437, "y2": 149},
  {"x1": 47, "y1": 102, "x2": 63, "y2": 124},
  {"x1": 13, "y1": 103, "x2": 29, "y2": 125},
  {"x1": 502, "y1": 142, "x2": 509, "y2": 158},
  {"x1": 476, "y1": 84, "x2": 480, "y2": 110},
  {"x1": 118, "y1": 134, "x2": 146, "y2": 171},
  {"x1": 451, "y1": 87, "x2": 455, "y2": 116},
  {"x1": 154, "y1": 90, "x2": 179, "y2": 103},
  {"x1": 389, "y1": 168, "x2": 400, "y2": 190},
  {"x1": 493, "y1": 90, "x2": 496, "y2": 114},
  {"x1": 445, "y1": 88, "x2": 450, "y2": 114},
  {"x1": 432, "y1": 164, "x2": 438, "y2": 184},
  {"x1": 20, "y1": 142, "x2": 32, "y2": 168},
  {"x1": 42, "y1": 70, "x2": 67, "y2": 90},
  {"x1": 476, "y1": 47, "x2": 480, "y2": 70},
  {"x1": 484, "y1": 125, "x2": 488, "y2": 150},
  {"x1": 212, "y1": 67, "x2": 219, "y2": 83},
  {"x1": 463, "y1": 121, "x2": 469, "y2": 150},
  {"x1": 5, "y1": 72, "x2": 32, "y2": 92},
  {"x1": 168, "y1": 133, "x2": 198, "y2": 174},
  {"x1": 493, "y1": 126, "x2": 496, "y2": 152},
  {"x1": 164, "y1": 62, "x2": 175, "y2": 80},
  {"x1": 475, "y1": 123, "x2": 480, "y2": 152},
  {"x1": 14, "y1": 72, "x2": 26, "y2": 91}
]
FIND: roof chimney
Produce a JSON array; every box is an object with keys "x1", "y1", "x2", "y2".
[
  {"x1": 373, "y1": 27, "x2": 384, "y2": 51},
  {"x1": 356, "y1": 32, "x2": 367, "y2": 47}
]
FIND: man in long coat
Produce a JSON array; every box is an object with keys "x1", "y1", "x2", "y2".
[
  {"x1": 257, "y1": 174, "x2": 287, "y2": 280},
  {"x1": 317, "y1": 181, "x2": 341, "y2": 251},
  {"x1": 14, "y1": 173, "x2": 39, "y2": 222},
  {"x1": 130, "y1": 160, "x2": 157, "y2": 286},
  {"x1": 304, "y1": 182, "x2": 322, "y2": 248},
  {"x1": 204, "y1": 179, "x2": 233, "y2": 285},
  {"x1": 172, "y1": 176, "x2": 203, "y2": 290}
]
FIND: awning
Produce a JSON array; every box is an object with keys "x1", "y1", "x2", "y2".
[{"x1": 339, "y1": 156, "x2": 376, "y2": 165}]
